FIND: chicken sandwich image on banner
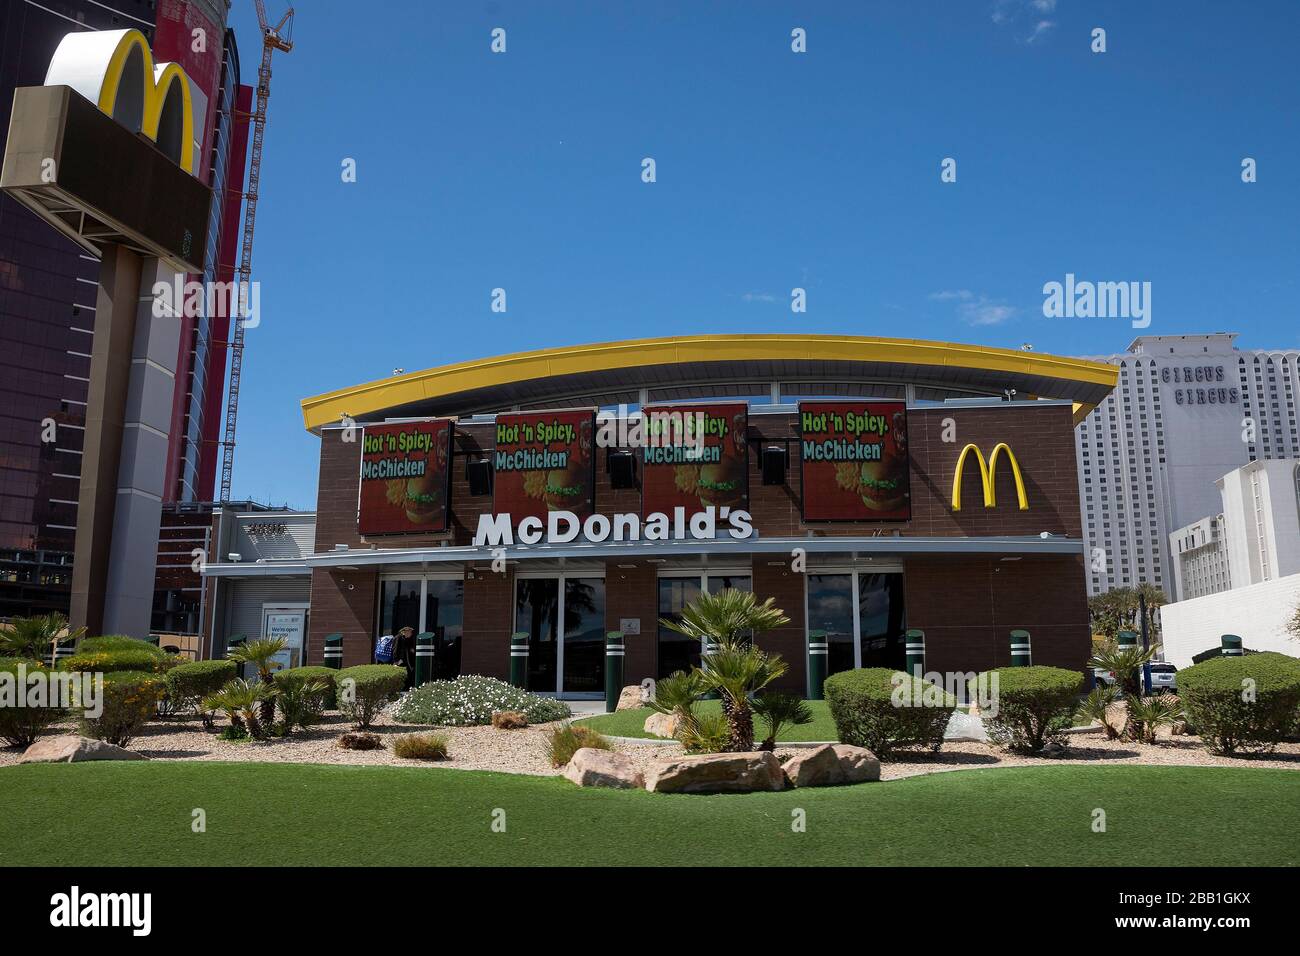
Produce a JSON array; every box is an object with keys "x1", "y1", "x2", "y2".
[
  {"x1": 493, "y1": 408, "x2": 596, "y2": 526},
  {"x1": 640, "y1": 402, "x2": 749, "y2": 518},
  {"x1": 358, "y1": 419, "x2": 453, "y2": 534},
  {"x1": 799, "y1": 400, "x2": 911, "y2": 521}
]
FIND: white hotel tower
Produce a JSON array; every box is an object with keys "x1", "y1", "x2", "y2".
[{"x1": 1074, "y1": 334, "x2": 1300, "y2": 598}]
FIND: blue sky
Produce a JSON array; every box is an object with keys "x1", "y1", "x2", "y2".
[{"x1": 223, "y1": 0, "x2": 1299, "y2": 509}]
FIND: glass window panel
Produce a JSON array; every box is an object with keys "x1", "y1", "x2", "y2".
[
  {"x1": 657, "y1": 577, "x2": 702, "y2": 680},
  {"x1": 379, "y1": 579, "x2": 422, "y2": 639},
  {"x1": 808, "y1": 574, "x2": 856, "y2": 676},
  {"x1": 562, "y1": 578, "x2": 606, "y2": 694},
  {"x1": 858, "y1": 573, "x2": 907, "y2": 670},
  {"x1": 424, "y1": 579, "x2": 464, "y2": 681},
  {"x1": 515, "y1": 579, "x2": 558, "y2": 693}
]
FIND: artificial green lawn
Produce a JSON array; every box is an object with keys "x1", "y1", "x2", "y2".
[
  {"x1": 578, "y1": 700, "x2": 840, "y2": 741},
  {"x1": 1, "y1": 762, "x2": 1295, "y2": 867}
]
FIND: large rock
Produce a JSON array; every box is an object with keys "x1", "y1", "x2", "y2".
[
  {"x1": 616, "y1": 685, "x2": 647, "y2": 711},
  {"x1": 645, "y1": 751, "x2": 787, "y2": 794},
  {"x1": 563, "y1": 748, "x2": 645, "y2": 789},
  {"x1": 781, "y1": 744, "x2": 842, "y2": 787},
  {"x1": 781, "y1": 743, "x2": 881, "y2": 787},
  {"x1": 18, "y1": 735, "x2": 146, "y2": 765},
  {"x1": 832, "y1": 744, "x2": 881, "y2": 783},
  {"x1": 643, "y1": 712, "x2": 678, "y2": 739}
]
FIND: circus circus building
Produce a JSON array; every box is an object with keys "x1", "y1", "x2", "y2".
[{"x1": 199, "y1": 334, "x2": 1117, "y2": 699}]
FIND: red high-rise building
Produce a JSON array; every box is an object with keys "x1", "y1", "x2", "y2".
[{"x1": 0, "y1": 0, "x2": 253, "y2": 626}]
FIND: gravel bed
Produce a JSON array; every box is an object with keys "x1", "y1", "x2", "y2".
[{"x1": 1, "y1": 714, "x2": 1297, "y2": 780}]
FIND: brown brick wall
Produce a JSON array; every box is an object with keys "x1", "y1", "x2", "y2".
[
  {"x1": 903, "y1": 554, "x2": 1089, "y2": 675},
  {"x1": 604, "y1": 560, "x2": 658, "y2": 685},
  {"x1": 307, "y1": 567, "x2": 378, "y2": 668},
  {"x1": 750, "y1": 560, "x2": 808, "y2": 693},
  {"x1": 313, "y1": 402, "x2": 1080, "y2": 550},
  {"x1": 744, "y1": 403, "x2": 1081, "y2": 538},
  {"x1": 461, "y1": 567, "x2": 514, "y2": 681}
]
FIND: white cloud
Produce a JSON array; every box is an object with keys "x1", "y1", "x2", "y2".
[
  {"x1": 1024, "y1": 19, "x2": 1056, "y2": 44},
  {"x1": 740, "y1": 292, "x2": 776, "y2": 303},
  {"x1": 990, "y1": 0, "x2": 1058, "y2": 43},
  {"x1": 930, "y1": 290, "x2": 1019, "y2": 326}
]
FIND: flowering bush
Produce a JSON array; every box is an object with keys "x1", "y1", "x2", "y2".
[
  {"x1": 79, "y1": 671, "x2": 165, "y2": 747},
  {"x1": 393, "y1": 675, "x2": 571, "y2": 727}
]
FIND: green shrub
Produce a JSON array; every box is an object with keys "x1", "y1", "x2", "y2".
[
  {"x1": 393, "y1": 732, "x2": 449, "y2": 760},
  {"x1": 165, "y1": 660, "x2": 237, "y2": 726},
  {"x1": 61, "y1": 648, "x2": 175, "y2": 675},
  {"x1": 78, "y1": 635, "x2": 166, "y2": 657},
  {"x1": 273, "y1": 666, "x2": 338, "y2": 709},
  {"x1": 274, "y1": 673, "x2": 332, "y2": 735},
  {"x1": 977, "y1": 666, "x2": 1083, "y2": 752},
  {"x1": 336, "y1": 664, "x2": 406, "y2": 729},
  {"x1": 79, "y1": 671, "x2": 165, "y2": 747},
  {"x1": 393, "y1": 675, "x2": 572, "y2": 726},
  {"x1": 0, "y1": 659, "x2": 64, "y2": 747},
  {"x1": 678, "y1": 708, "x2": 731, "y2": 754},
  {"x1": 824, "y1": 668, "x2": 957, "y2": 758},
  {"x1": 1176, "y1": 652, "x2": 1300, "y2": 755},
  {"x1": 337, "y1": 731, "x2": 383, "y2": 751},
  {"x1": 545, "y1": 724, "x2": 612, "y2": 767}
]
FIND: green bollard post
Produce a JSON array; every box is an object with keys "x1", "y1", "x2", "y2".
[
  {"x1": 323, "y1": 633, "x2": 343, "y2": 669},
  {"x1": 414, "y1": 631, "x2": 435, "y2": 686},
  {"x1": 1221, "y1": 634, "x2": 1243, "y2": 657},
  {"x1": 1009, "y1": 629, "x2": 1032, "y2": 666},
  {"x1": 807, "y1": 629, "x2": 828, "y2": 701},
  {"x1": 509, "y1": 632, "x2": 529, "y2": 688},
  {"x1": 604, "y1": 631, "x2": 624, "y2": 713},
  {"x1": 905, "y1": 628, "x2": 926, "y2": 678}
]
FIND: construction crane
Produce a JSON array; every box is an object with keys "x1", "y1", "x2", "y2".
[{"x1": 219, "y1": 1, "x2": 294, "y2": 502}]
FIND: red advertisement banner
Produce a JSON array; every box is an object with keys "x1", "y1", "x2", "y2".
[
  {"x1": 640, "y1": 403, "x2": 749, "y2": 518},
  {"x1": 493, "y1": 409, "x2": 596, "y2": 524},
  {"x1": 358, "y1": 419, "x2": 454, "y2": 535},
  {"x1": 799, "y1": 401, "x2": 911, "y2": 521}
]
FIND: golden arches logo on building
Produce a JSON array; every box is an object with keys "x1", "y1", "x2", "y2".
[
  {"x1": 44, "y1": 29, "x2": 201, "y2": 175},
  {"x1": 951, "y1": 442, "x2": 1029, "y2": 511}
]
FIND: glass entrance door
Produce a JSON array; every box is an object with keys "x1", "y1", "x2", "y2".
[
  {"x1": 805, "y1": 571, "x2": 906, "y2": 677},
  {"x1": 514, "y1": 575, "x2": 606, "y2": 698},
  {"x1": 377, "y1": 576, "x2": 465, "y2": 681}
]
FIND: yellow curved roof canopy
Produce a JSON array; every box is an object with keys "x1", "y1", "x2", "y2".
[{"x1": 300, "y1": 334, "x2": 1117, "y2": 433}]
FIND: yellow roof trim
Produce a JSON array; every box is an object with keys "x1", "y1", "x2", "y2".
[{"x1": 300, "y1": 334, "x2": 1119, "y2": 432}]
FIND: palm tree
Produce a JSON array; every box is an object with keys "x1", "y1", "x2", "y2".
[
  {"x1": 660, "y1": 588, "x2": 789, "y2": 648},
  {"x1": 0, "y1": 613, "x2": 84, "y2": 664},
  {"x1": 696, "y1": 643, "x2": 788, "y2": 750},
  {"x1": 227, "y1": 637, "x2": 287, "y2": 727},
  {"x1": 1089, "y1": 642, "x2": 1158, "y2": 740},
  {"x1": 659, "y1": 588, "x2": 792, "y2": 751},
  {"x1": 646, "y1": 669, "x2": 707, "y2": 741},
  {"x1": 1074, "y1": 684, "x2": 1122, "y2": 739},
  {"x1": 751, "y1": 691, "x2": 813, "y2": 751},
  {"x1": 203, "y1": 679, "x2": 275, "y2": 740}
]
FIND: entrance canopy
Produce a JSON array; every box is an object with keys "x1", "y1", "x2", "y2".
[{"x1": 202, "y1": 533, "x2": 1085, "y2": 579}]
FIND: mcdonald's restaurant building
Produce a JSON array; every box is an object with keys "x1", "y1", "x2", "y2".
[{"x1": 200, "y1": 335, "x2": 1118, "y2": 699}]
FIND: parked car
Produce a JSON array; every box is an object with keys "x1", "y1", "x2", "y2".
[
  {"x1": 1148, "y1": 661, "x2": 1177, "y2": 693},
  {"x1": 1093, "y1": 662, "x2": 1177, "y2": 693}
]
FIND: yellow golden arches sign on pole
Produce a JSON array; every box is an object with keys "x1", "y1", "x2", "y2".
[
  {"x1": 951, "y1": 442, "x2": 1029, "y2": 511},
  {"x1": 44, "y1": 28, "x2": 200, "y2": 175}
]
